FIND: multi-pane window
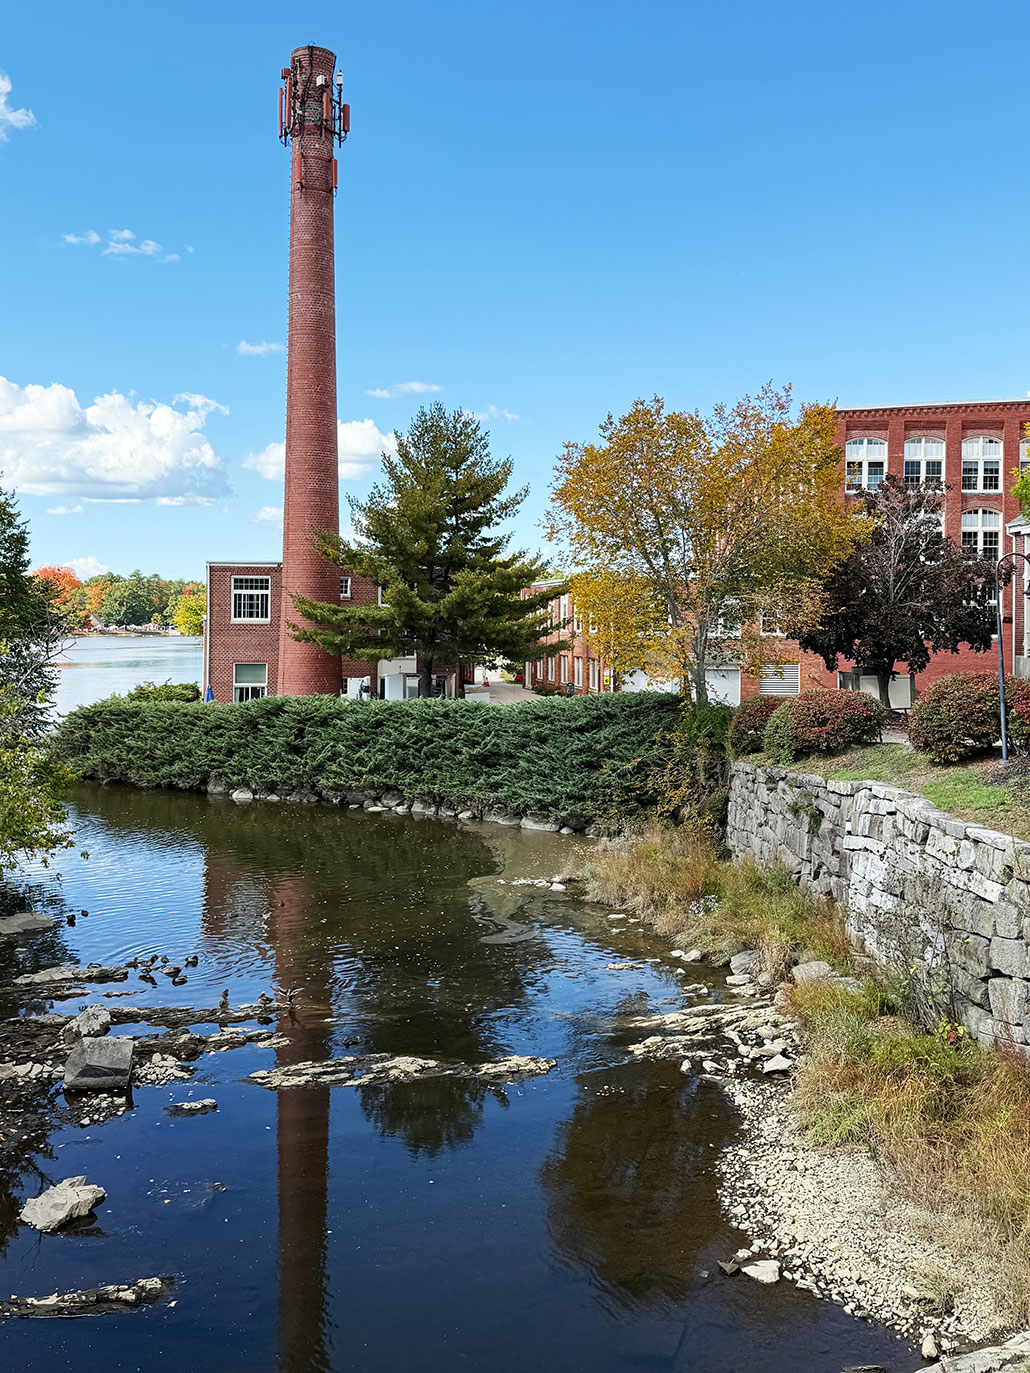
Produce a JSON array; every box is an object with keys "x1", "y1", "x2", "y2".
[
  {"x1": 1021, "y1": 438, "x2": 1030, "y2": 476},
  {"x1": 537, "y1": 658, "x2": 545, "y2": 676},
  {"x1": 961, "y1": 436, "x2": 1002, "y2": 491},
  {"x1": 709, "y1": 604, "x2": 741, "y2": 638},
  {"x1": 560, "y1": 655, "x2": 569, "y2": 683},
  {"x1": 845, "y1": 438, "x2": 886, "y2": 491},
  {"x1": 589, "y1": 659, "x2": 599, "y2": 691},
  {"x1": 903, "y1": 436, "x2": 944, "y2": 487},
  {"x1": 760, "y1": 610, "x2": 783, "y2": 636},
  {"x1": 573, "y1": 605, "x2": 583, "y2": 633},
  {"x1": 231, "y1": 576, "x2": 271, "y2": 621},
  {"x1": 961, "y1": 509, "x2": 1001, "y2": 559},
  {"x1": 574, "y1": 657, "x2": 583, "y2": 687},
  {"x1": 547, "y1": 657, "x2": 555, "y2": 682},
  {"x1": 340, "y1": 576, "x2": 351, "y2": 600},
  {"x1": 233, "y1": 662, "x2": 267, "y2": 702}
]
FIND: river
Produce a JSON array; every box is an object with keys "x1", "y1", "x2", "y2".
[{"x1": 0, "y1": 780, "x2": 916, "y2": 1372}]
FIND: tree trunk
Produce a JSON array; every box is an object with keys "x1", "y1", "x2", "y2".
[
  {"x1": 692, "y1": 659, "x2": 708, "y2": 707},
  {"x1": 419, "y1": 660, "x2": 434, "y2": 698},
  {"x1": 873, "y1": 666, "x2": 894, "y2": 709}
]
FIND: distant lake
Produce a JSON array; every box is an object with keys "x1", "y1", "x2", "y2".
[{"x1": 52, "y1": 634, "x2": 204, "y2": 715}]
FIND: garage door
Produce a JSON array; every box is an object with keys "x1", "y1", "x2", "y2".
[{"x1": 705, "y1": 667, "x2": 741, "y2": 706}]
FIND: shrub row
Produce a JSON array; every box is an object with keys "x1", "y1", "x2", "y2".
[
  {"x1": 51, "y1": 692, "x2": 683, "y2": 823},
  {"x1": 910, "y1": 672, "x2": 1030, "y2": 764},
  {"x1": 729, "y1": 690, "x2": 884, "y2": 764}
]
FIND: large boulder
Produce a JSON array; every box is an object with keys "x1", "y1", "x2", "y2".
[
  {"x1": 791, "y1": 960, "x2": 836, "y2": 986},
  {"x1": 19, "y1": 1176, "x2": 106, "y2": 1232},
  {"x1": 64, "y1": 1036, "x2": 133, "y2": 1092},
  {"x1": 62, "y1": 1005, "x2": 112, "y2": 1041},
  {"x1": 0, "y1": 911, "x2": 56, "y2": 937}
]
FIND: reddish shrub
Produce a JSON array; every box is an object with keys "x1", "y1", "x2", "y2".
[
  {"x1": 909, "y1": 673, "x2": 1002, "y2": 764},
  {"x1": 763, "y1": 691, "x2": 885, "y2": 764},
  {"x1": 729, "y1": 697, "x2": 781, "y2": 755}
]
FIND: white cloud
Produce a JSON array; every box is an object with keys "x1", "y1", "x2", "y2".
[
  {"x1": 0, "y1": 376, "x2": 230, "y2": 501},
  {"x1": 255, "y1": 505, "x2": 283, "y2": 522},
  {"x1": 62, "y1": 227, "x2": 179, "y2": 261},
  {"x1": 45, "y1": 504, "x2": 84, "y2": 515},
  {"x1": 243, "y1": 418, "x2": 397, "y2": 483},
  {"x1": 366, "y1": 380, "x2": 443, "y2": 399},
  {"x1": 237, "y1": 340, "x2": 285, "y2": 357},
  {"x1": 474, "y1": 404, "x2": 520, "y2": 422},
  {"x1": 66, "y1": 556, "x2": 110, "y2": 580},
  {"x1": 156, "y1": 495, "x2": 217, "y2": 507},
  {"x1": 0, "y1": 71, "x2": 34, "y2": 141},
  {"x1": 105, "y1": 237, "x2": 161, "y2": 257}
]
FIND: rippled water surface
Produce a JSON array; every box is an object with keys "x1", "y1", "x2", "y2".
[
  {"x1": 0, "y1": 787, "x2": 915, "y2": 1372},
  {"x1": 52, "y1": 636, "x2": 203, "y2": 716}
]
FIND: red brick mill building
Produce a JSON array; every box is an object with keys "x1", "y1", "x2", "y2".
[{"x1": 520, "y1": 398, "x2": 1030, "y2": 708}]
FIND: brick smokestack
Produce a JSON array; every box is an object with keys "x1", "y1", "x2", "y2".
[{"x1": 277, "y1": 44, "x2": 344, "y2": 696}]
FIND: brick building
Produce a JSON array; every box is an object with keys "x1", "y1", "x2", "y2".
[
  {"x1": 521, "y1": 581, "x2": 612, "y2": 695},
  {"x1": 529, "y1": 398, "x2": 1030, "y2": 707}
]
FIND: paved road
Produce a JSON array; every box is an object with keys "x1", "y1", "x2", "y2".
[{"x1": 482, "y1": 680, "x2": 538, "y2": 705}]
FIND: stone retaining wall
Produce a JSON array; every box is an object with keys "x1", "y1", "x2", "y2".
[{"x1": 727, "y1": 761, "x2": 1030, "y2": 1049}]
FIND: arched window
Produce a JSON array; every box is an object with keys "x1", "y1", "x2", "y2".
[
  {"x1": 845, "y1": 437, "x2": 886, "y2": 491},
  {"x1": 1020, "y1": 437, "x2": 1030, "y2": 476},
  {"x1": 903, "y1": 436, "x2": 944, "y2": 487},
  {"x1": 961, "y1": 436, "x2": 1002, "y2": 492},
  {"x1": 961, "y1": 508, "x2": 1001, "y2": 559}
]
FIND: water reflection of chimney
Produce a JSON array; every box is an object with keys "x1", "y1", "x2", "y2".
[{"x1": 269, "y1": 872, "x2": 333, "y2": 1373}]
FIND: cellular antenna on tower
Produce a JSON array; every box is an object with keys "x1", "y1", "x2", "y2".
[{"x1": 275, "y1": 44, "x2": 349, "y2": 698}]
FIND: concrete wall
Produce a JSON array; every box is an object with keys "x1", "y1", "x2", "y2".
[{"x1": 727, "y1": 760, "x2": 1030, "y2": 1050}]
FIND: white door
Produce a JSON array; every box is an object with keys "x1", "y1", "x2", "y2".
[{"x1": 705, "y1": 667, "x2": 741, "y2": 707}]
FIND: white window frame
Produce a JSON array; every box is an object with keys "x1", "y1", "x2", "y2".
[
  {"x1": 1020, "y1": 438, "x2": 1030, "y2": 476},
  {"x1": 340, "y1": 576, "x2": 352, "y2": 600},
  {"x1": 231, "y1": 575, "x2": 271, "y2": 623},
  {"x1": 233, "y1": 662, "x2": 268, "y2": 702},
  {"x1": 961, "y1": 436, "x2": 1002, "y2": 492},
  {"x1": 758, "y1": 664, "x2": 801, "y2": 696},
  {"x1": 903, "y1": 436, "x2": 944, "y2": 488},
  {"x1": 589, "y1": 659, "x2": 599, "y2": 691},
  {"x1": 845, "y1": 438, "x2": 886, "y2": 492},
  {"x1": 547, "y1": 656, "x2": 555, "y2": 682},
  {"x1": 560, "y1": 654, "x2": 569, "y2": 683},
  {"x1": 573, "y1": 605, "x2": 583, "y2": 634},
  {"x1": 759, "y1": 610, "x2": 784, "y2": 637},
  {"x1": 574, "y1": 656, "x2": 583, "y2": 687},
  {"x1": 961, "y1": 508, "x2": 1002, "y2": 560}
]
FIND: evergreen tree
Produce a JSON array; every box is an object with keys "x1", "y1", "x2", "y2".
[
  {"x1": 290, "y1": 404, "x2": 561, "y2": 696},
  {"x1": 0, "y1": 485, "x2": 70, "y2": 734}
]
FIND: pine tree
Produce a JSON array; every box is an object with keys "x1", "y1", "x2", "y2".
[{"x1": 290, "y1": 405, "x2": 562, "y2": 696}]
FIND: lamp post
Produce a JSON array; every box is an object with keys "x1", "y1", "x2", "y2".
[{"x1": 995, "y1": 552, "x2": 1030, "y2": 764}]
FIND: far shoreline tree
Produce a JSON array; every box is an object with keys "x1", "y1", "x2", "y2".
[
  {"x1": 291, "y1": 404, "x2": 563, "y2": 697},
  {"x1": 797, "y1": 476, "x2": 1004, "y2": 707}
]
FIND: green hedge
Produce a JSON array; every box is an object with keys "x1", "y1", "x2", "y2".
[{"x1": 51, "y1": 692, "x2": 683, "y2": 822}]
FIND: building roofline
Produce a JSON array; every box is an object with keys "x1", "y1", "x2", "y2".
[
  {"x1": 839, "y1": 398, "x2": 1030, "y2": 413},
  {"x1": 205, "y1": 560, "x2": 282, "y2": 568}
]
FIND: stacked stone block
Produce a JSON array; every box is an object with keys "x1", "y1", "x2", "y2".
[{"x1": 727, "y1": 761, "x2": 1030, "y2": 1050}]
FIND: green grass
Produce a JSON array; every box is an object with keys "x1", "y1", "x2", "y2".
[{"x1": 757, "y1": 741, "x2": 1030, "y2": 838}]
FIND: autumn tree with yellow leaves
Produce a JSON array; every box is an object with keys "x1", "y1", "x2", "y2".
[{"x1": 550, "y1": 386, "x2": 867, "y2": 703}]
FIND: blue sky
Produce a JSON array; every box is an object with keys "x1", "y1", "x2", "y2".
[{"x1": 3, "y1": 0, "x2": 1030, "y2": 581}]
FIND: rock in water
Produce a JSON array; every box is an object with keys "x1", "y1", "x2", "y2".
[
  {"x1": 741, "y1": 1259, "x2": 781, "y2": 1284},
  {"x1": 0, "y1": 911, "x2": 56, "y2": 937},
  {"x1": 729, "y1": 950, "x2": 763, "y2": 976},
  {"x1": 0, "y1": 1276, "x2": 171, "y2": 1319},
  {"x1": 761, "y1": 1054, "x2": 793, "y2": 1074},
  {"x1": 62, "y1": 1005, "x2": 112, "y2": 1041},
  {"x1": 19, "y1": 1177, "x2": 107, "y2": 1232},
  {"x1": 64, "y1": 1036, "x2": 133, "y2": 1092}
]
